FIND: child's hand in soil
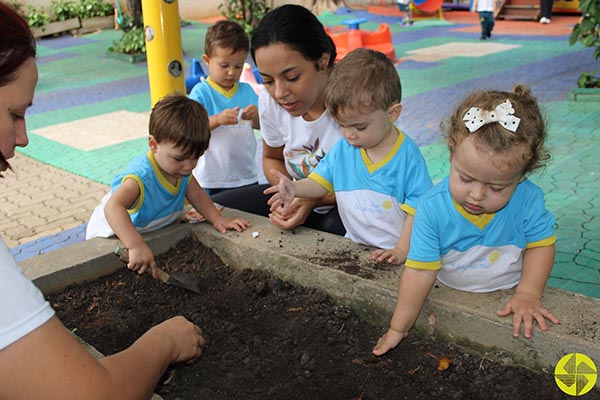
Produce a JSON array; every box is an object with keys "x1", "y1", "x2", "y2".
[
  {"x1": 369, "y1": 248, "x2": 407, "y2": 265},
  {"x1": 372, "y1": 328, "x2": 409, "y2": 356},
  {"x1": 212, "y1": 215, "x2": 251, "y2": 234},
  {"x1": 496, "y1": 292, "x2": 560, "y2": 339},
  {"x1": 127, "y1": 243, "x2": 158, "y2": 278},
  {"x1": 147, "y1": 316, "x2": 206, "y2": 363}
]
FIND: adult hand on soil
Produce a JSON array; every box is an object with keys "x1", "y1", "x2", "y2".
[
  {"x1": 372, "y1": 328, "x2": 409, "y2": 356},
  {"x1": 263, "y1": 169, "x2": 296, "y2": 214},
  {"x1": 128, "y1": 243, "x2": 158, "y2": 278},
  {"x1": 267, "y1": 197, "x2": 314, "y2": 231},
  {"x1": 496, "y1": 292, "x2": 560, "y2": 339},
  {"x1": 148, "y1": 316, "x2": 206, "y2": 363},
  {"x1": 370, "y1": 248, "x2": 407, "y2": 265}
]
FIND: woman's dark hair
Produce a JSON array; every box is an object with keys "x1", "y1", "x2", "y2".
[
  {"x1": 0, "y1": 2, "x2": 36, "y2": 87},
  {"x1": 251, "y1": 4, "x2": 336, "y2": 67},
  {"x1": 0, "y1": 1, "x2": 37, "y2": 174}
]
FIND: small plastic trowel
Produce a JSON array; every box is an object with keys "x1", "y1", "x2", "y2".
[{"x1": 114, "y1": 246, "x2": 202, "y2": 294}]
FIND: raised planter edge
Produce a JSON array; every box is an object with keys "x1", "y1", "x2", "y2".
[
  {"x1": 72, "y1": 15, "x2": 115, "y2": 35},
  {"x1": 31, "y1": 17, "x2": 81, "y2": 38},
  {"x1": 568, "y1": 87, "x2": 600, "y2": 102},
  {"x1": 105, "y1": 50, "x2": 147, "y2": 64}
]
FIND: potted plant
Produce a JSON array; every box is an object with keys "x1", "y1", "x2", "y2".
[
  {"x1": 569, "y1": 0, "x2": 600, "y2": 100},
  {"x1": 74, "y1": 0, "x2": 115, "y2": 34},
  {"x1": 27, "y1": 4, "x2": 80, "y2": 37},
  {"x1": 107, "y1": 24, "x2": 146, "y2": 63}
]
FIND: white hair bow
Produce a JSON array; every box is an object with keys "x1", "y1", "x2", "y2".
[{"x1": 463, "y1": 99, "x2": 521, "y2": 133}]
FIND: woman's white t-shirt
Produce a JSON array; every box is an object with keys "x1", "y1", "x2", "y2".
[
  {"x1": 0, "y1": 239, "x2": 54, "y2": 350},
  {"x1": 259, "y1": 90, "x2": 342, "y2": 180}
]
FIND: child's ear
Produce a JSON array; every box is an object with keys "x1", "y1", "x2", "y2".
[
  {"x1": 388, "y1": 103, "x2": 402, "y2": 123},
  {"x1": 148, "y1": 135, "x2": 159, "y2": 152},
  {"x1": 202, "y1": 54, "x2": 210, "y2": 65}
]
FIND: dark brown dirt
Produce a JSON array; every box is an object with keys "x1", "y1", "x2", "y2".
[{"x1": 48, "y1": 236, "x2": 578, "y2": 400}]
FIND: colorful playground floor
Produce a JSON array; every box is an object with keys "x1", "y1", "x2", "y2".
[{"x1": 1, "y1": 8, "x2": 599, "y2": 299}]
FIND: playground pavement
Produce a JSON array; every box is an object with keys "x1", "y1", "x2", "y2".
[{"x1": 1, "y1": 8, "x2": 599, "y2": 300}]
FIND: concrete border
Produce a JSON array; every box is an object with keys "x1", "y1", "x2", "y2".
[{"x1": 22, "y1": 208, "x2": 600, "y2": 387}]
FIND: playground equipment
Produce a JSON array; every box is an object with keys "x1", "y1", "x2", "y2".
[
  {"x1": 328, "y1": 0, "x2": 445, "y2": 61},
  {"x1": 184, "y1": 59, "x2": 263, "y2": 96},
  {"x1": 114, "y1": 0, "x2": 125, "y2": 28},
  {"x1": 185, "y1": 58, "x2": 207, "y2": 93},
  {"x1": 366, "y1": 0, "x2": 445, "y2": 21},
  {"x1": 240, "y1": 63, "x2": 264, "y2": 96},
  {"x1": 141, "y1": 0, "x2": 185, "y2": 106},
  {"x1": 325, "y1": 23, "x2": 396, "y2": 61},
  {"x1": 412, "y1": 0, "x2": 444, "y2": 15}
]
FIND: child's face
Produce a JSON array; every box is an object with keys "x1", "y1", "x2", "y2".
[
  {"x1": 203, "y1": 47, "x2": 247, "y2": 91},
  {"x1": 334, "y1": 104, "x2": 401, "y2": 150},
  {"x1": 449, "y1": 135, "x2": 525, "y2": 215},
  {"x1": 254, "y1": 43, "x2": 329, "y2": 119},
  {"x1": 149, "y1": 136, "x2": 199, "y2": 181}
]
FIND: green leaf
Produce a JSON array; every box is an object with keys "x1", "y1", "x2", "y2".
[
  {"x1": 583, "y1": 34, "x2": 596, "y2": 46},
  {"x1": 569, "y1": 28, "x2": 580, "y2": 45}
]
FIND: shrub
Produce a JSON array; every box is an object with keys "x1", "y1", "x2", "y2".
[
  {"x1": 569, "y1": 0, "x2": 600, "y2": 88},
  {"x1": 108, "y1": 25, "x2": 146, "y2": 54},
  {"x1": 51, "y1": 0, "x2": 79, "y2": 21},
  {"x1": 26, "y1": 5, "x2": 50, "y2": 27},
  {"x1": 218, "y1": 0, "x2": 269, "y2": 36}
]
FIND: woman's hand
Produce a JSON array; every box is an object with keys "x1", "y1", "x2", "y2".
[
  {"x1": 267, "y1": 197, "x2": 316, "y2": 230},
  {"x1": 144, "y1": 316, "x2": 206, "y2": 363},
  {"x1": 496, "y1": 292, "x2": 560, "y2": 338}
]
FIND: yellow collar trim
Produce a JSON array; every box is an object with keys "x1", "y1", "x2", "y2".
[
  {"x1": 452, "y1": 199, "x2": 495, "y2": 229},
  {"x1": 361, "y1": 126, "x2": 405, "y2": 174},
  {"x1": 147, "y1": 150, "x2": 180, "y2": 195},
  {"x1": 206, "y1": 76, "x2": 238, "y2": 98}
]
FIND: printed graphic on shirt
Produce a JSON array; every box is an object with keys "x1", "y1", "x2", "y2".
[
  {"x1": 437, "y1": 244, "x2": 524, "y2": 292},
  {"x1": 337, "y1": 189, "x2": 408, "y2": 249},
  {"x1": 285, "y1": 137, "x2": 326, "y2": 178}
]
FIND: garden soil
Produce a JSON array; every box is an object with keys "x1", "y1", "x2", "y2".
[{"x1": 48, "y1": 236, "x2": 576, "y2": 400}]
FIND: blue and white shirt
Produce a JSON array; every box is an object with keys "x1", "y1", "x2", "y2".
[
  {"x1": 190, "y1": 78, "x2": 259, "y2": 189},
  {"x1": 406, "y1": 177, "x2": 556, "y2": 292},
  {"x1": 309, "y1": 128, "x2": 432, "y2": 249},
  {"x1": 86, "y1": 150, "x2": 190, "y2": 239}
]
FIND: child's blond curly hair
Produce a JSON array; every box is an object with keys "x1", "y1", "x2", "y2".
[{"x1": 443, "y1": 84, "x2": 550, "y2": 174}]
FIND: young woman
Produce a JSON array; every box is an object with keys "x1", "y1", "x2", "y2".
[
  {"x1": 0, "y1": 4, "x2": 206, "y2": 399},
  {"x1": 212, "y1": 4, "x2": 346, "y2": 235}
]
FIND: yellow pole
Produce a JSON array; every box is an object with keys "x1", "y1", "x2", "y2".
[{"x1": 141, "y1": 0, "x2": 185, "y2": 107}]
